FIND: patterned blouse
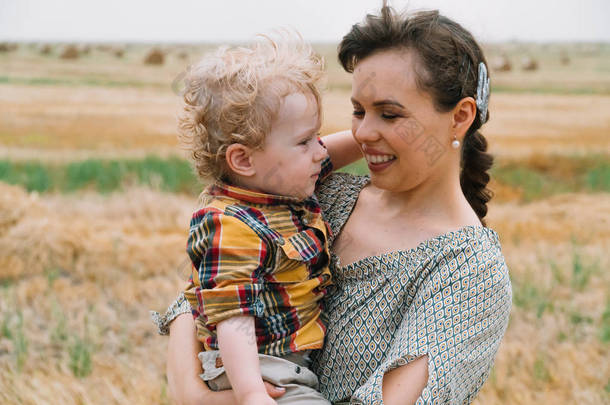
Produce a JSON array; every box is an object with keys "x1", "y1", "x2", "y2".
[
  {"x1": 312, "y1": 173, "x2": 512, "y2": 404},
  {"x1": 152, "y1": 172, "x2": 512, "y2": 404}
]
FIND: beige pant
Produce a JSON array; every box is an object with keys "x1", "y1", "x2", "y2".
[{"x1": 199, "y1": 350, "x2": 330, "y2": 404}]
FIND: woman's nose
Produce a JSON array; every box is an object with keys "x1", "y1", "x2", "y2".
[{"x1": 352, "y1": 116, "x2": 381, "y2": 144}]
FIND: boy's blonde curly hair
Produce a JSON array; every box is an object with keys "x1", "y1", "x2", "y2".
[{"x1": 178, "y1": 33, "x2": 325, "y2": 182}]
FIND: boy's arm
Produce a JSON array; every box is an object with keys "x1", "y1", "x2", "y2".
[
  {"x1": 165, "y1": 312, "x2": 286, "y2": 405},
  {"x1": 217, "y1": 315, "x2": 275, "y2": 405},
  {"x1": 321, "y1": 130, "x2": 362, "y2": 170}
]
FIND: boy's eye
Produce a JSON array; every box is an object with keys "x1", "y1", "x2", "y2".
[
  {"x1": 381, "y1": 113, "x2": 399, "y2": 120},
  {"x1": 299, "y1": 133, "x2": 320, "y2": 146},
  {"x1": 352, "y1": 110, "x2": 364, "y2": 117}
]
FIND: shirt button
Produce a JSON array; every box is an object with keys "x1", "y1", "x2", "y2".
[
  {"x1": 303, "y1": 218, "x2": 309, "y2": 225},
  {"x1": 277, "y1": 237, "x2": 285, "y2": 245},
  {"x1": 295, "y1": 366, "x2": 301, "y2": 374}
]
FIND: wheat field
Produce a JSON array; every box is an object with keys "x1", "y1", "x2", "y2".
[{"x1": 0, "y1": 43, "x2": 609, "y2": 404}]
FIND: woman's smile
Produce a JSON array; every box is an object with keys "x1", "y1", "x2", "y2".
[
  {"x1": 364, "y1": 153, "x2": 397, "y2": 171},
  {"x1": 362, "y1": 145, "x2": 397, "y2": 172}
]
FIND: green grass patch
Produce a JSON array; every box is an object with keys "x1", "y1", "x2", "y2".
[
  {"x1": 338, "y1": 158, "x2": 369, "y2": 176},
  {"x1": 50, "y1": 299, "x2": 69, "y2": 346},
  {"x1": 341, "y1": 155, "x2": 610, "y2": 202},
  {"x1": 533, "y1": 353, "x2": 551, "y2": 382},
  {"x1": 493, "y1": 166, "x2": 552, "y2": 200},
  {"x1": 491, "y1": 84, "x2": 610, "y2": 96},
  {"x1": 569, "y1": 310, "x2": 594, "y2": 326},
  {"x1": 492, "y1": 155, "x2": 610, "y2": 201},
  {"x1": 0, "y1": 160, "x2": 52, "y2": 192},
  {"x1": 586, "y1": 164, "x2": 610, "y2": 191},
  {"x1": 328, "y1": 82, "x2": 610, "y2": 95},
  {"x1": 68, "y1": 334, "x2": 93, "y2": 378},
  {"x1": 1, "y1": 310, "x2": 29, "y2": 371},
  {"x1": 570, "y1": 246, "x2": 600, "y2": 291},
  {"x1": 1, "y1": 154, "x2": 608, "y2": 200},
  {"x1": 0, "y1": 75, "x2": 167, "y2": 89},
  {"x1": 0, "y1": 156, "x2": 202, "y2": 194},
  {"x1": 511, "y1": 277, "x2": 552, "y2": 319},
  {"x1": 600, "y1": 300, "x2": 610, "y2": 344}
]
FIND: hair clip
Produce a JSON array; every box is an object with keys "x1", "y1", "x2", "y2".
[{"x1": 476, "y1": 62, "x2": 490, "y2": 124}]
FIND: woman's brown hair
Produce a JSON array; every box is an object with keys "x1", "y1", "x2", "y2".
[{"x1": 338, "y1": 3, "x2": 494, "y2": 225}]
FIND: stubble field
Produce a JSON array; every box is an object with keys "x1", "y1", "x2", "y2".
[{"x1": 0, "y1": 42, "x2": 609, "y2": 404}]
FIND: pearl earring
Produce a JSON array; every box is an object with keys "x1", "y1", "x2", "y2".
[{"x1": 451, "y1": 136, "x2": 460, "y2": 149}]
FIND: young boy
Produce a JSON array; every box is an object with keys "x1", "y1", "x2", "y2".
[{"x1": 176, "y1": 35, "x2": 357, "y2": 404}]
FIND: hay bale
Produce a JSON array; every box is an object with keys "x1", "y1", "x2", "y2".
[
  {"x1": 560, "y1": 52, "x2": 570, "y2": 66},
  {"x1": 39, "y1": 44, "x2": 52, "y2": 55},
  {"x1": 60, "y1": 44, "x2": 79, "y2": 59},
  {"x1": 113, "y1": 47, "x2": 125, "y2": 58},
  {"x1": 521, "y1": 56, "x2": 538, "y2": 71},
  {"x1": 0, "y1": 43, "x2": 10, "y2": 52},
  {"x1": 492, "y1": 55, "x2": 512, "y2": 72},
  {"x1": 144, "y1": 48, "x2": 164, "y2": 65}
]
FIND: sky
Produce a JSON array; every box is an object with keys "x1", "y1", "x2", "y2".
[{"x1": 1, "y1": 0, "x2": 609, "y2": 44}]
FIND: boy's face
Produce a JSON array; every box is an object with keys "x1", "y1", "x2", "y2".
[{"x1": 248, "y1": 92, "x2": 328, "y2": 200}]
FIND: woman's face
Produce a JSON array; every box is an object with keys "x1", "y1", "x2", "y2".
[{"x1": 350, "y1": 49, "x2": 456, "y2": 193}]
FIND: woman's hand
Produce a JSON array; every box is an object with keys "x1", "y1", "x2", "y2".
[
  {"x1": 321, "y1": 130, "x2": 362, "y2": 169},
  {"x1": 166, "y1": 313, "x2": 286, "y2": 405}
]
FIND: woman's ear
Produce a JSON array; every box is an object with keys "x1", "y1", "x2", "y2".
[
  {"x1": 452, "y1": 96, "x2": 477, "y2": 140},
  {"x1": 225, "y1": 143, "x2": 256, "y2": 177}
]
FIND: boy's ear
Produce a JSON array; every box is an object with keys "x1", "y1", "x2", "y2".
[{"x1": 225, "y1": 143, "x2": 256, "y2": 177}]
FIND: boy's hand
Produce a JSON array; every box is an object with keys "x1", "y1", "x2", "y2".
[{"x1": 241, "y1": 391, "x2": 277, "y2": 405}]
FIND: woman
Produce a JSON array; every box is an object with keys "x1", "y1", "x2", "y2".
[{"x1": 157, "y1": 5, "x2": 512, "y2": 404}]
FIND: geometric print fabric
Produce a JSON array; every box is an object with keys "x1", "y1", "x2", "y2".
[{"x1": 312, "y1": 173, "x2": 512, "y2": 404}]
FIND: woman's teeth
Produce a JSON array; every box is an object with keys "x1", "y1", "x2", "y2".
[{"x1": 365, "y1": 154, "x2": 396, "y2": 164}]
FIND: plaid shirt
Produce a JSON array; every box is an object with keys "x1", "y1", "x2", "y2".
[{"x1": 184, "y1": 156, "x2": 334, "y2": 356}]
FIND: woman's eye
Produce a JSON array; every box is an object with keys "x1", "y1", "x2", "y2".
[
  {"x1": 352, "y1": 110, "x2": 364, "y2": 117},
  {"x1": 381, "y1": 113, "x2": 399, "y2": 120}
]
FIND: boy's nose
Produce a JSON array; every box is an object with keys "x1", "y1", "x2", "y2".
[{"x1": 313, "y1": 140, "x2": 328, "y2": 162}]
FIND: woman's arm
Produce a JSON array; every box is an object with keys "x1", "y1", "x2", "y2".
[
  {"x1": 321, "y1": 130, "x2": 362, "y2": 170},
  {"x1": 382, "y1": 355, "x2": 428, "y2": 405},
  {"x1": 166, "y1": 313, "x2": 286, "y2": 405},
  {"x1": 167, "y1": 313, "x2": 234, "y2": 405}
]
